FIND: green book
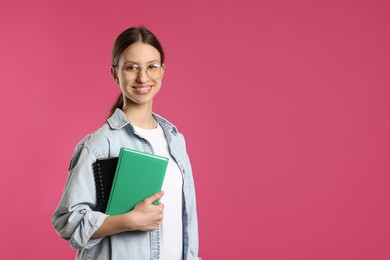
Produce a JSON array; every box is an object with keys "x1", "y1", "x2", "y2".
[{"x1": 105, "y1": 147, "x2": 169, "y2": 216}]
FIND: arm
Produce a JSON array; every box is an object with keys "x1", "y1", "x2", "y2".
[{"x1": 92, "y1": 191, "x2": 165, "y2": 238}]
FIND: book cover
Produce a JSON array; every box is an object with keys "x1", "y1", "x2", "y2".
[
  {"x1": 92, "y1": 157, "x2": 118, "y2": 213},
  {"x1": 105, "y1": 147, "x2": 169, "y2": 216}
]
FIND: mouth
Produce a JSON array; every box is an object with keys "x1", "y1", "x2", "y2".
[{"x1": 132, "y1": 85, "x2": 153, "y2": 94}]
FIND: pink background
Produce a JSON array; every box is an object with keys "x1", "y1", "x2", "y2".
[{"x1": 1, "y1": 0, "x2": 390, "y2": 259}]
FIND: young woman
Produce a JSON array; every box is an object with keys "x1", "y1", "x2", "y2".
[{"x1": 52, "y1": 27, "x2": 201, "y2": 260}]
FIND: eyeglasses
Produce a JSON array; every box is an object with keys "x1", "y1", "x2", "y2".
[{"x1": 115, "y1": 63, "x2": 165, "y2": 80}]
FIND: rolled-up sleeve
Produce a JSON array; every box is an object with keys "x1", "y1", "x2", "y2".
[{"x1": 52, "y1": 141, "x2": 108, "y2": 249}]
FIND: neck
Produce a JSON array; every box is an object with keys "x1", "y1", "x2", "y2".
[{"x1": 122, "y1": 101, "x2": 157, "y2": 129}]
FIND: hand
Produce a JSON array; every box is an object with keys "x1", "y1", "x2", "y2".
[{"x1": 125, "y1": 191, "x2": 164, "y2": 231}]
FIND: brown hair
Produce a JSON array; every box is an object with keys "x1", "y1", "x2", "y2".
[{"x1": 109, "y1": 27, "x2": 165, "y2": 117}]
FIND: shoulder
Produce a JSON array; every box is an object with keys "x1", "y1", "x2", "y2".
[
  {"x1": 77, "y1": 109, "x2": 131, "y2": 155},
  {"x1": 76, "y1": 123, "x2": 117, "y2": 157},
  {"x1": 68, "y1": 117, "x2": 134, "y2": 171}
]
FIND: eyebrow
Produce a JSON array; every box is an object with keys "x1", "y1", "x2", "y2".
[{"x1": 122, "y1": 59, "x2": 161, "y2": 65}]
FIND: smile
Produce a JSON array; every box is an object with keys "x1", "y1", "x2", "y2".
[{"x1": 132, "y1": 85, "x2": 153, "y2": 94}]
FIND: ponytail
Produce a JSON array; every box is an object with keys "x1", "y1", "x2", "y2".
[{"x1": 109, "y1": 94, "x2": 123, "y2": 118}]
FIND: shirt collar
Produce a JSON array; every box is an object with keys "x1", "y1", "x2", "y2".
[{"x1": 107, "y1": 108, "x2": 178, "y2": 134}]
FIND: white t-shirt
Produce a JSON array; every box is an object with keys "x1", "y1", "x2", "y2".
[{"x1": 133, "y1": 124, "x2": 183, "y2": 260}]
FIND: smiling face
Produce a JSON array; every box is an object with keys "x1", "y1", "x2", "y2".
[{"x1": 113, "y1": 41, "x2": 164, "y2": 107}]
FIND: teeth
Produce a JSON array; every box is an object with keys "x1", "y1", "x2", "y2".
[{"x1": 135, "y1": 86, "x2": 150, "y2": 91}]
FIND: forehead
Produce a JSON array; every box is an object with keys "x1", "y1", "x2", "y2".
[{"x1": 119, "y1": 42, "x2": 161, "y2": 64}]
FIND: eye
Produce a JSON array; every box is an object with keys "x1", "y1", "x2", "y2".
[
  {"x1": 148, "y1": 64, "x2": 160, "y2": 70},
  {"x1": 124, "y1": 64, "x2": 138, "y2": 71}
]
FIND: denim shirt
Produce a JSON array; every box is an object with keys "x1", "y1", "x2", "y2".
[{"x1": 52, "y1": 109, "x2": 200, "y2": 260}]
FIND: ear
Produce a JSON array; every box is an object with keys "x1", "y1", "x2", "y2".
[
  {"x1": 111, "y1": 66, "x2": 119, "y2": 83},
  {"x1": 162, "y1": 63, "x2": 166, "y2": 77}
]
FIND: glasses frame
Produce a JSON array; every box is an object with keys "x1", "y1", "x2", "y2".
[{"x1": 114, "y1": 63, "x2": 165, "y2": 81}]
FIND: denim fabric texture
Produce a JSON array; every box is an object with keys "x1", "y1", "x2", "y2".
[{"x1": 52, "y1": 109, "x2": 200, "y2": 260}]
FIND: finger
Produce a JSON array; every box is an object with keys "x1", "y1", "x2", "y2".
[{"x1": 144, "y1": 191, "x2": 164, "y2": 204}]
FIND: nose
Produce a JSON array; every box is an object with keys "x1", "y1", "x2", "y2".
[{"x1": 136, "y1": 68, "x2": 149, "y2": 83}]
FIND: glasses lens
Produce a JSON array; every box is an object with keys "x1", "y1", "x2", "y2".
[
  {"x1": 147, "y1": 65, "x2": 164, "y2": 80},
  {"x1": 122, "y1": 65, "x2": 138, "y2": 79},
  {"x1": 121, "y1": 64, "x2": 164, "y2": 80}
]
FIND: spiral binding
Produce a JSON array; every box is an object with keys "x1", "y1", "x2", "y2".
[{"x1": 92, "y1": 161, "x2": 106, "y2": 212}]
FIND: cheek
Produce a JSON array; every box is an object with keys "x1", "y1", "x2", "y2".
[
  {"x1": 119, "y1": 77, "x2": 135, "y2": 87},
  {"x1": 155, "y1": 79, "x2": 163, "y2": 88},
  {"x1": 119, "y1": 80, "x2": 132, "y2": 93},
  {"x1": 124, "y1": 76, "x2": 135, "y2": 82}
]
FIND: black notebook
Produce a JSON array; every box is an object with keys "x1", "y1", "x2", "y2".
[{"x1": 92, "y1": 157, "x2": 118, "y2": 212}]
